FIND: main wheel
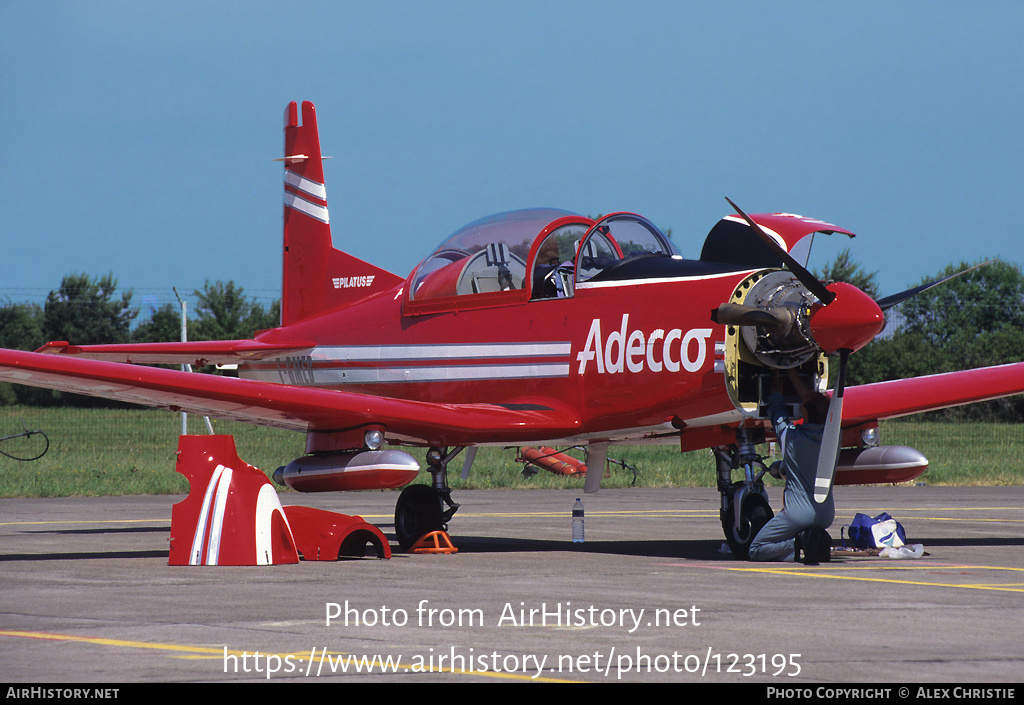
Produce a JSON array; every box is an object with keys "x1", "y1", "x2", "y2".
[
  {"x1": 394, "y1": 484, "x2": 444, "y2": 551},
  {"x1": 722, "y1": 492, "x2": 774, "y2": 559}
]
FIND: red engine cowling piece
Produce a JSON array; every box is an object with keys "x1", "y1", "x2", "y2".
[
  {"x1": 170, "y1": 435, "x2": 299, "y2": 566},
  {"x1": 283, "y1": 505, "x2": 391, "y2": 560}
]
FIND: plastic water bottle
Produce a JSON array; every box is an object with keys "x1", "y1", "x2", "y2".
[
  {"x1": 572, "y1": 498, "x2": 585, "y2": 543},
  {"x1": 880, "y1": 544, "x2": 924, "y2": 559}
]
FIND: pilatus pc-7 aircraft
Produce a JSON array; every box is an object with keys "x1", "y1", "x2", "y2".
[{"x1": 3, "y1": 101, "x2": 1023, "y2": 558}]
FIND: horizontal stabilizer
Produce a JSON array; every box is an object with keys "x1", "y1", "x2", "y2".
[{"x1": 35, "y1": 339, "x2": 315, "y2": 367}]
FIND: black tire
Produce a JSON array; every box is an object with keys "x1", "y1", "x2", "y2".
[
  {"x1": 722, "y1": 493, "x2": 774, "y2": 559},
  {"x1": 394, "y1": 484, "x2": 444, "y2": 551}
]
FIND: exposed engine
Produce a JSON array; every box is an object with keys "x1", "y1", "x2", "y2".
[
  {"x1": 731, "y1": 270, "x2": 818, "y2": 369},
  {"x1": 714, "y1": 269, "x2": 828, "y2": 417}
]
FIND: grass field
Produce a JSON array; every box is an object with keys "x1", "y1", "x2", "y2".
[{"x1": 0, "y1": 406, "x2": 1021, "y2": 497}]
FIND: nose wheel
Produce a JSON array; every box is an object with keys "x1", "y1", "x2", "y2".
[
  {"x1": 394, "y1": 446, "x2": 461, "y2": 551},
  {"x1": 714, "y1": 436, "x2": 775, "y2": 559},
  {"x1": 721, "y1": 485, "x2": 774, "y2": 559},
  {"x1": 395, "y1": 484, "x2": 444, "y2": 551}
]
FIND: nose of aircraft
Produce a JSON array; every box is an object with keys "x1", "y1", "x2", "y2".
[{"x1": 808, "y1": 282, "x2": 885, "y2": 354}]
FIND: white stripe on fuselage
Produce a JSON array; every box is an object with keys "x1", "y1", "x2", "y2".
[
  {"x1": 317, "y1": 342, "x2": 572, "y2": 361},
  {"x1": 244, "y1": 342, "x2": 573, "y2": 386},
  {"x1": 311, "y1": 363, "x2": 570, "y2": 385}
]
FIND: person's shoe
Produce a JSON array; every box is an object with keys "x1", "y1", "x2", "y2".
[
  {"x1": 798, "y1": 528, "x2": 831, "y2": 565},
  {"x1": 813, "y1": 528, "x2": 832, "y2": 563}
]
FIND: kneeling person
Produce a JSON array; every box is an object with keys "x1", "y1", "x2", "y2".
[{"x1": 749, "y1": 371, "x2": 835, "y2": 564}]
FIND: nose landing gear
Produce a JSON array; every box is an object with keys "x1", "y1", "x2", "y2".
[
  {"x1": 394, "y1": 446, "x2": 462, "y2": 551},
  {"x1": 715, "y1": 430, "x2": 775, "y2": 559}
]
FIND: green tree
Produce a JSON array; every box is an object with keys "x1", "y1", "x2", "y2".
[
  {"x1": 0, "y1": 302, "x2": 45, "y2": 404},
  {"x1": 191, "y1": 280, "x2": 279, "y2": 341},
  {"x1": 896, "y1": 260, "x2": 1024, "y2": 346},
  {"x1": 132, "y1": 303, "x2": 182, "y2": 343},
  {"x1": 42, "y1": 273, "x2": 136, "y2": 345},
  {"x1": 812, "y1": 247, "x2": 880, "y2": 299},
  {"x1": 848, "y1": 259, "x2": 1024, "y2": 421},
  {"x1": 0, "y1": 302, "x2": 44, "y2": 351},
  {"x1": 260, "y1": 299, "x2": 281, "y2": 334},
  {"x1": 4, "y1": 275, "x2": 136, "y2": 406}
]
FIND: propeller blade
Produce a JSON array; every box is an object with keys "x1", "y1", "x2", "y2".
[
  {"x1": 814, "y1": 348, "x2": 848, "y2": 503},
  {"x1": 725, "y1": 197, "x2": 836, "y2": 305},
  {"x1": 875, "y1": 260, "x2": 995, "y2": 311}
]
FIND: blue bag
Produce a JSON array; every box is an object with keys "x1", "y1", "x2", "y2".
[{"x1": 843, "y1": 512, "x2": 907, "y2": 549}]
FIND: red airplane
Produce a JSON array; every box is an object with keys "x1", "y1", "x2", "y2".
[{"x1": 2, "y1": 100, "x2": 1023, "y2": 557}]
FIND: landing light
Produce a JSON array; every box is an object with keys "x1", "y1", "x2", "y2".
[
  {"x1": 861, "y1": 427, "x2": 880, "y2": 447},
  {"x1": 364, "y1": 429, "x2": 384, "y2": 450}
]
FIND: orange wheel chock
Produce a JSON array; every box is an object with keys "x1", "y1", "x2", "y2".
[{"x1": 408, "y1": 530, "x2": 458, "y2": 554}]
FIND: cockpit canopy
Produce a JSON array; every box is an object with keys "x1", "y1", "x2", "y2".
[
  {"x1": 409, "y1": 209, "x2": 571, "y2": 301},
  {"x1": 404, "y1": 206, "x2": 852, "y2": 311},
  {"x1": 407, "y1": 208, "x2": 681, "y2": 304}
]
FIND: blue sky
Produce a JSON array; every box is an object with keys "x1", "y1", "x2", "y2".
[{"x1": 2, "y1": 1, "x2": 1022, "y2": 316}]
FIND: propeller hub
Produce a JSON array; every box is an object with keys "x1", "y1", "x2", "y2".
[{"x1": 808, "y1": 283, "x2": 885, "y2": 354}]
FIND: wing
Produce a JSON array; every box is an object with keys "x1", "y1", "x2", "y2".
[
  {"x1": 0, "y1": 348, "x2": 581, "y2": 445},
  {"x1": 842, "y1": 361, "x2": 1024, "y2": 425}
]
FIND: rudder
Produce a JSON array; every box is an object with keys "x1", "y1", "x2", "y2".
[{"x1": 281, "y1": 101, "x2": 401, "y2": 326}]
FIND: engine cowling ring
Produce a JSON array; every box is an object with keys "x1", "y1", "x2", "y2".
[{"x1": 736, "y1": 270, "x2": 817, "y2": 369}]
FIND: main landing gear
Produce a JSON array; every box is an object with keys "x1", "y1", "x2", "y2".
[
  {"x1": 715, "y1": 428, "x2": 775, "y2": 559},
  {"x1": 394, "y1": 447, "x2": 461, "y2": 551}
]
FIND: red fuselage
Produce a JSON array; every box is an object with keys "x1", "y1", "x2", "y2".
[{"x1": 243, "y1": 267, "x2": 747, "y2": 444}]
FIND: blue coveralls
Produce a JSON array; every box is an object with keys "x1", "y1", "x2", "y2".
[{"x1": 748, "y1": 393, "x2": 836, "y2": 562}]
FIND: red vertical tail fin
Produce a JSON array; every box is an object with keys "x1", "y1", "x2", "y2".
[{"x1": 281, "y1": 102, "x2": 401, "y2": 326}]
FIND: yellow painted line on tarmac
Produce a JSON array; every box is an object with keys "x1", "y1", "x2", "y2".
[
  {"x1": 918, "y1": 516, "x2": 1024, "y2": 523},
  {"x1": 456, "y1": 509, "x2": 717, "y2": 518},
  {"x1": 0, "y1": 518, "x2": 165, "y2": 527},
  {"x1": 841, "y1": 508, "x2": 1024, "y2": 523},
  {"x1": 0, "y1": 630, "x2": 575, "y2": 683},
  {"x1": 725, "y1": 562, "x2": 1024, "y2": 593},
  {"x1": 844, "y1": 507, "x2": 1018, "y2": 512},
  {"x1": 5, "y1": 505, "x2": 1018, "y2": 525},
  {"x1": 1, "y1": 510, "x2": 719, "y2": 525},
  {"x1": 342, "y1": 509, "x2": 719, "y2": 521},
  {"x1": 0, "y1": 630, "x2": 224, "y2": 655},
  {"x1": 0, "y1": 512, "x2": 620, "y2": 525}
]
